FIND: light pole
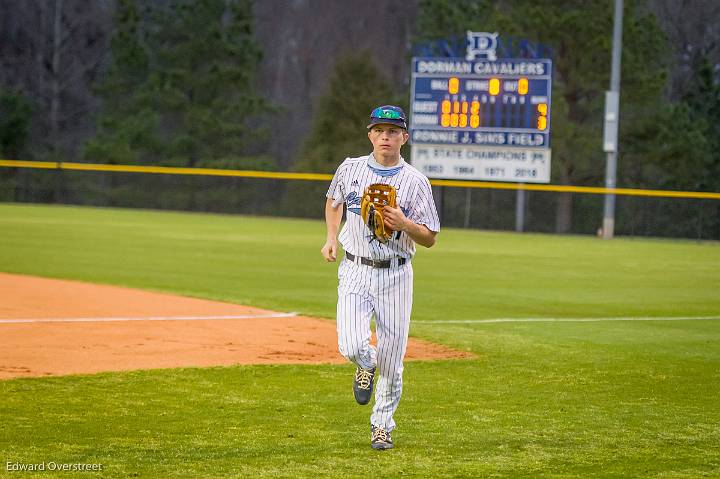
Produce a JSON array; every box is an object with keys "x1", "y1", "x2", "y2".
[{"x1": 602, "y1": 0, "x2": 624, "y2": 239}]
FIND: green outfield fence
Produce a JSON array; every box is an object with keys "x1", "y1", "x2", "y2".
[{"x1": 1, "y1": 159, "x2": 719, "y2": 240}]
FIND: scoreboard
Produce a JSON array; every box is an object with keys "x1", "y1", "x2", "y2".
[
  {"x1": 411, "y1": 58, "x2": 552, "y2": 146},
  {"x1": 410, "y1": 57, "x2": 553, "y2": 183}
]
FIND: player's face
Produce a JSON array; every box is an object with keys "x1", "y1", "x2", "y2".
[{"x1": 368, "y1": 124, "x2": 409, "y2": 159}]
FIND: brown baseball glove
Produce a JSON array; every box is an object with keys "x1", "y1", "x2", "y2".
[{"x1": 360, "y1": 183, "x2": 397, "y2": 243}]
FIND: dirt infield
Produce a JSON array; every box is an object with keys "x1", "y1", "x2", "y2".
[{"x1": 0, "y1": 273, "x2": 471, "y2": 379}]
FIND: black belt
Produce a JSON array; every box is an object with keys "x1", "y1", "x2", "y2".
[{"x1": 345, "y1": 251, "x2": 407, "y2": 268}]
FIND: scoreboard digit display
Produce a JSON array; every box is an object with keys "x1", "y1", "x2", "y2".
[
  {"x1": 410, "y1": 56, "x2": 553, "y2": 183},
  {"x1": 411, "y1": 58, "x2": 552, "y2": 146}
]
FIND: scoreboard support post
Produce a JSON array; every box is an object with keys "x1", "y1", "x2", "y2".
[
  {"x1": 432, "y1": 184, "x2": 444, "y2": 223},
  {"x1": 515, "y1": 186, "x2": 525, "y2": 232},
  {"x1": 464, "y1": 188, "x2": 472, "y2": 228}
]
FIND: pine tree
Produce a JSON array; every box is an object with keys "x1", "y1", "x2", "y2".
[
  {"x1": 296, "y1": 52, "x2": 399, "y2": 173},
  {"x1": 683, "y1": 57, "x2": 720, "y2": 192},
  {"x1": 285, "y1": 52, "x2": 399, "y2": 217},
  {"x1": 85, "y1": 0, "x2": 269, "y2": 167}
]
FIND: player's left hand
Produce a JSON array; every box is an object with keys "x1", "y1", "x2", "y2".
[{"x1": 383, "y1": 206, "x2": 409, "y2": 232}]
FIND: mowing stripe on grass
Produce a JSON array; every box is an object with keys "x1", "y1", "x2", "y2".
[
  {"x1": 414, "y1": 315, "x2": 720, "y2": 324},
  {"x1": 0, "y1": 312, "x2": 298, "y2": 324}
]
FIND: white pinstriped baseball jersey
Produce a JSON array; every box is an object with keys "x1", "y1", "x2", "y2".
[
  {"x1": 327, "y1": 151, "x2": 440, "y2": 434},
  {"x1": 326, "y1": 153, "x2": 440, "y2": 260}
]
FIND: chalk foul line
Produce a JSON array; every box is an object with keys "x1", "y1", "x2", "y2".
[
  {"x1": 0, "y1": 313, "x2": 298, "y2": 324},
  {"x1": 413, "y1": 316, "x2": 720, "y2": 324},
  {"x1": 2, "y1": 314, "x2": 718, "y2": 325}
]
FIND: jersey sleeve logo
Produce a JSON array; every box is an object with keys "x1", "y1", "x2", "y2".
[{"x1": 346, "y1": 191, "x2": 362, "y2": 215}]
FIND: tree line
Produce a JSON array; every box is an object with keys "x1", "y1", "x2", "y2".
[{"x1": 0, "y1": 0, "x2": 718, "y2": 238}]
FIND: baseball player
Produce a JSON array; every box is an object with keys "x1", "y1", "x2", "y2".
[{"x1": 321, "y1": 105, "x2": 440, "y2": 450}]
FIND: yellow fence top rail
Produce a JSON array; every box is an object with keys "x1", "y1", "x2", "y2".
[{"x1": 1, "y1": 159, "x2": 719, "y2": 200}]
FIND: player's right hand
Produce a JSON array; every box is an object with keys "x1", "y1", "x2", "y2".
[{"x1": 321, "y1": 240, "x2": 337, "y2": 262}]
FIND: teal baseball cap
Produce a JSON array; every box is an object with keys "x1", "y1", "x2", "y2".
[{"x1": 367, "y1": 105, "x2": 407, "y2": 130}]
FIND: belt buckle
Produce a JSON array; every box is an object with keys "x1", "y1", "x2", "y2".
[{"x1": 372, "y1": 259, "x2": 383, "y2": 268}]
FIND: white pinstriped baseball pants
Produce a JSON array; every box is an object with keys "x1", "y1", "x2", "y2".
[{"x1": 336, "y1": 256, "x2": 413, "y2": 432}]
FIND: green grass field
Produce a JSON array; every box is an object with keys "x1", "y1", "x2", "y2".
[{"x1": 1, "y1": 203, "x2": 719, "y2": 478}]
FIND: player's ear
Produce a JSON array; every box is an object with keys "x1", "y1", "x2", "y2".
[{"x1": 401, "y1": 131, "x2": 409, "y2": 145}]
